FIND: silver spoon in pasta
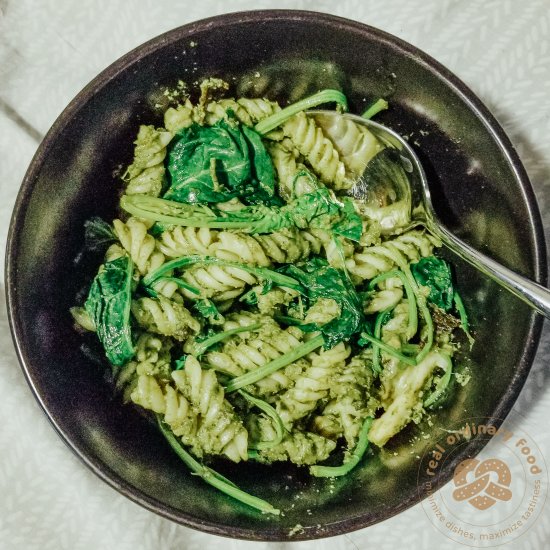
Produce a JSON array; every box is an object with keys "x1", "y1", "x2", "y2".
[{"x1": 311, "y1": 110, "x2": 550, "y2": 318}]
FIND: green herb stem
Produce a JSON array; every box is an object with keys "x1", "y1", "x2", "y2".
[
  {"x1": 359, "y1": 332, "x2": 417, "y2": 366},
  {"x1": 399, "y1": 260, "x2": 434, "y2": 362},
  {"x1": 415, "y1": 299, "x2": 434, "y2": 363},
  {"x1": 191, "y1": 323, "x2": 262, "y2": 356},
  {"x1": 156, "y1": 416, "x2": 280, "y2": 515},
  {"x1": 121, "y1": 195, "x2": 226, "y2": 227},
  {"x1": 372, "y1": 309, "x2": 392, "y2": 373},
  {"x1": 361, "y1": 98, "x2": 389, "y2": 120},
  {"x1": 423, "y1": 353, "x2": 453, "y2": 408},
  {"x1": 255, "y1": 89, "x2": 348, "y2": 135},
  {"x1": 453, "y1": 291, "x2": 474, "y2": 347},
  {"x1": 310, "y1": 417, "x2": 373, "y2": 477},
  {"x1": 374, "y1": 248, "x2": 434, "y2": 362},
  {"x1": 401, "y1": 343, "x2": 421, "y2": 355},
  {"x1": 238, "y1": 390, "x2": 285, "y2": 450},
  {"x1": 121, "y1": 194, "x2": 272, "y2": 229},
  {"x1": 224, "y1": 334, "x2": 325, "y2": 393}
]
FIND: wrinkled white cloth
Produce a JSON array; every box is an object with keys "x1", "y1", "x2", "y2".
[{"x1": 1, "y1": 1, "x2": 549, "y2": 549}]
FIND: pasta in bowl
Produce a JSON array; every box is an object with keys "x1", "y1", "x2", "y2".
[
  {"x1": 71, "y1": 79, "x2": 473, "y2": 514},
  {"x1": 7, "y1": 11, "x2": 544, "y2": 540}
]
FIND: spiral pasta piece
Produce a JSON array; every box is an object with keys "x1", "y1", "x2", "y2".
[
  {"x1": 314, "y1": 113, "x2": 383, "y2": 176},
  {"x1": 158, "y1": 226, "x2": 321, "y2": 271},
  {"x1": 131, "y1": 365, "x2": 248, "y2": 462},
  {"x1": 114, "y1": 332, "x2": 173, "y2": 402},
  {"x1": 157, "y1": 226, "x2": 218, "y2": 259},
  {"x1": 277, "y1": 343, "x2": 351, "y2": 427},
  {"x1": 347, "y1": 229, "x2": 440, "y2": 281},
  {"x1": 122, "y1": 125, "x2": 172, "y2": 197},
  {"x1": 163, "y1": 99, "x2": 194, "y2": 133},
  {"x1": 212, "y1": 228, "x2": 320, "y2": 267},
  {"x1": 365, "y1": 287, "x2": 404, "y2": 314},
  {"x1": 165, "y1": 96, "x2": 280, "y2": 131},
  {"x1": 313, "y1": 351, "x2": 377, "y2": 447},
  {"x1": 131, "y1": 296, "x2": 200, "y2": 341},
  {"x1": 113, "y1": 217, "x2": 165, "y2": 276},
  {"x1": 283, "y1": 112, "x2": 351, "y2": 190},
  {"x1": 172, "y1": 357, "x2": 248, "y2": 462},
  {"x1": 266, "y1": 140, "x2": 318, "y2": 200},
  {"x1": 369, "y1": 351, "x2": 451, "y2": 447},
  {"x1": 256, "y1": 431, "x2": 336, "y2": 466},
  {"x1": 203, "y1": 97, "x2": 281, "y2": 127},
  {"x1": 206, "y1": 321, "x2": 306, "y2": 395},
  {"x1": 181, "y1": 264, "x2": 258, "y2": 302}
]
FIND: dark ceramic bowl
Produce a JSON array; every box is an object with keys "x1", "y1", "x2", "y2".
[{"x1": 6, "y1": 10, "x2": 546, "y2": 541}]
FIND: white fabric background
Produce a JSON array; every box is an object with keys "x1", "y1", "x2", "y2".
[{"x1": 1, "y1": 1, "x2": 550, "y2": 548}]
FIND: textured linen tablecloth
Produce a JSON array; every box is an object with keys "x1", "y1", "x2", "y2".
[{"x1": 1, "y1": 1, "x2": 549, "y2": 549}]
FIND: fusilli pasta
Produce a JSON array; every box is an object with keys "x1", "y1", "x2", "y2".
[
  {"x1": 206, "y1": 320, "x2": 307, "y2": 395},
  {"x1": 283, "y1": 112, "x2": 352, "y2": 190},
  {"x1": 347, "y1": 230, "x2": 440, "y2": 281},
  {"x1": 75, "y1": 78, "x2": 469, "y2": 512},
  {"x1": 276, "y1": 342, "x2": 351, "y2": 426},
  {"x1": 132, "y1": 296, "x2": 200, "y2": 340},
  {"x1": 122, "y1": 125, "x2": 172, "y2": 197}
]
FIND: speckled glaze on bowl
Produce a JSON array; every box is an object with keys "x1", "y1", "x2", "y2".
[{"x1": 5, "y1": 10, "x2": 546, "y2": 541}]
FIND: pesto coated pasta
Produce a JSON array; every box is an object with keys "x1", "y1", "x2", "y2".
[{"x1": 73, "y1": 79, "x2": 472, "y2": 515}]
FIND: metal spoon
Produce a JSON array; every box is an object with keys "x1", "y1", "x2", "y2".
[{"x1": 312, "y1": 110, "x2": 550, "y2": 317}]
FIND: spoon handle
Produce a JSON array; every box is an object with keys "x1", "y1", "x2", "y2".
[{"x1": 430, "y1": 222, "x2": 550, "y2": 318}]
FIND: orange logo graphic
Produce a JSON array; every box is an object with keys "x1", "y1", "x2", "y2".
[{"x1": 452, "y1": 458, "x2": 512, "y2": 510}]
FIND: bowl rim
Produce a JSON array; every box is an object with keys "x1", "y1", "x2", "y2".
[{"x1": 5, "y1": 8, "x2": 548, "y2": 541}]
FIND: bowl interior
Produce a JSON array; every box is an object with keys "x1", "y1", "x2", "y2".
[{"x1": 7, "y1": 11, "x2": 545, "y2": 541}]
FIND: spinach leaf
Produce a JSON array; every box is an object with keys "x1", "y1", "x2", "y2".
[
  {"x1": 193, "y1": 298, "x2": 223, "y2": 324},
  {"x1": 164, "y1": 119, "x2": 278, "y2": 206},
  {"x1": 85, "y1": 256, "x2": 134, "y2": 366},
  {"x1": 411, "y1": 256, "x2": 454, "y2": 311},
  {"x1": 84, "y1": 217, "x2": 116, "y2": 251},
  {"x1": 279, "y1": 258, "x2": 364, "y2": 348},
  {"x1": 239, "y1": 288, "x2": 259, "y2": 305},
  {"x1": 331, "y1": 197, "x2": 363, "y2": 241},
  {"x1": 174, "y1": 355, "x2": 187, "y2": 370},
  {"x1": 241, "y1": 124, "x2": 279, "y2": 204},
  {"x1": 289, "y1": 187, "x2": 340, "y2": 229}
]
